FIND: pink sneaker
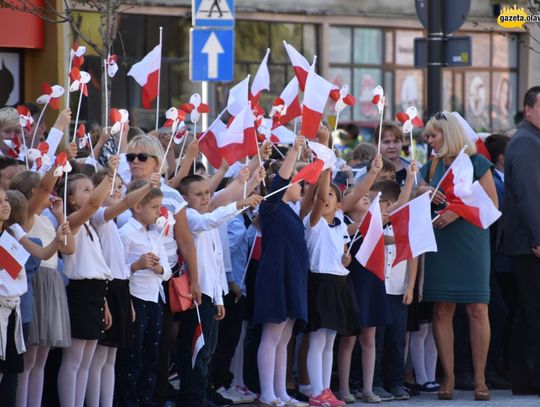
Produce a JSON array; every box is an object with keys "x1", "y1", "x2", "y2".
[{"x1": 323, "y1": 389, "x2": 345, "y2": 407}]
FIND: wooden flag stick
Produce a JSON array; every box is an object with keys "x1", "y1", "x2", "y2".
[
  {"x1": 193, "y1": 121, "x2": 197, "y2": 174},
  {"x1": 20, "y1": 124, "x2": 29, "y2": 170},
  {"x1": 263, "y1": 180, "x2": 301, "y2": 200},
  {"x1": 243, "y1": 156, "x2": 248, "y2": 199},
  {"x1": 253, "y1": 132, "x2": 266, "y2": 187},
  {"x1": 174, "y1": 135, "x2": 188, "y2": 177},
  {"x1": 31, "y1": 100, "x2": 48, "y2": 148},
  {"x1": 155, "y1": 26, "x2": 163, "y2": 132},
  {"x1": 104, "y1": 58, "x2": 109, "y2": 131},
  {"x1": 109, "y1": 122, "x2": 124, "y2": 195},
  {"x1": 409, "y1": 130, "x2": 417, "y2": 185},
  {"x1": 71, "y1": 90, "x2": 84, "y2": 143},
  {"x1": 159, "y1": 122, "x2": 176, "y2": 175}
]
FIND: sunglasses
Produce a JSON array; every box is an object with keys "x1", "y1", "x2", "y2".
[
  {"x1": 126, "y1": 153, "x2": 155, "y2": 162},
  {"x1": 435, "y1": 112, "x2": 448, "y2": 121}
]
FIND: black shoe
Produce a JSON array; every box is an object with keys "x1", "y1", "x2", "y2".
[
  {"x1": 208, "y1": 388, "x2": 233, "y2": 407},
  {"x1": 290, "y1": 389, "x2": 309, "y2": 402},
  {"x1": 403, "y1": 382, "x2": 420, "y2": 396},
  {"x1": 455, "y1": 372, "x2": 475, "y2": 390}
]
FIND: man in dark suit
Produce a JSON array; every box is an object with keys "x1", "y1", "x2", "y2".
[{"x1": 503, "y1": 86, "x2": 540, "y2": 395}]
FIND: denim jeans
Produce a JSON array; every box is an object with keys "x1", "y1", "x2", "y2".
[
  {"x1": 374, "y1": 294, "x2": 407, "y2": 389},
  {"x1": 116, "y1": 297, "x2": 164, "y2": 407},
  {"x1": 177, "y1": 295, "x2": 219, "y2": 407}
]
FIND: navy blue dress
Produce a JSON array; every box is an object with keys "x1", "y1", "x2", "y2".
[
  {"x1": 253, "y1": 175, "x2": 309, "y2": 325},
  {"x1": 344, "y1": 216, "x2": 392, "y2": 328}
]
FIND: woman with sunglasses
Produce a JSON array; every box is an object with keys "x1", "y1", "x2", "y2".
[{"x1": 417, "y1": 112, "x2": 498, "y2": 401}]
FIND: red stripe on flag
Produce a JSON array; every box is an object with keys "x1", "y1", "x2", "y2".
[
  {"x1": 359, "y1": 211, "x2": 372, "y2": 236},
  {"x1": 251, "y1": 235, "x2": 262, "y2": 261},
  {"x1": 198, "y1": 131, "x2": 223, "y2": 169},
  {"x1": 142, "y1": 69, "x2": 160, "y2": 109},
  {"x1": 293, "y1": 66, "x2": 308, "y2": 91},
  {"x1": 0, "y1": 246, "x2": 22, "y2": 279},
  {"x1": 444, "y1": 202, "x2": 483, "y2": 229},
  {"x1": 301, "y1": 105, "x2": 323, "y2": 140},
  {"x1": 365, "y1": 236, "x2": 385, "y2": 281},
  {"x1": 390, "y1": 205, "x2": 413, "y2": 267}
]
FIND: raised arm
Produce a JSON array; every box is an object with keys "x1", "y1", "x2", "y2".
[
  {"x1": 210, "y1": 167, "x2": 252, "y2": 209},
  {"x1": 102, "y1": 172, "x2": 161, "y2": 222},
  {"x1": 167, "y1": 139, "x2": 199, "y2": 189},
  {"x1": 19, "y1": 221, "x2": 72, "y2": 259},
  {"x1": 309, "y1": 169, "x2": 331, "y2": 227},
  {"x1": 67, "y1": 155, "x2": 119, "y2": 231},
  {"x1": 207, "y1": 159, "x2": 229, "y2": 195},
  {"x1": 26, "y1": 167, "x2": 61, "y2": 229},
  {"x1": 387, "y1": 160, "x2": 417, "y2": 213},
  {"x1": 341, "y1": 154, "x2": 383, "y2": 213},
  {"x1": 279, "y1": 136, "x2": 305, "y2": 180}
]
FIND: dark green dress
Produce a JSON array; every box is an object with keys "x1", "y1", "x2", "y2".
[{"x1": 420, "y1": 154, "x2": 492, "y2": 304}]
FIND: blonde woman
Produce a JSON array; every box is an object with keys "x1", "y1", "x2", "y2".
[{"x1": 417, "y1": 112, "x2": 498, "y2": 401}]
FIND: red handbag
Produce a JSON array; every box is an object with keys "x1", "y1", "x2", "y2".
[{"x1": 168, "y1": 273, "x2": 193, "y2": 312}]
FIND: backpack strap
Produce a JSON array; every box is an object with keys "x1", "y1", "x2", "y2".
[{"x1": 428, "y1": 157, "x2": 440, "y2": 184}]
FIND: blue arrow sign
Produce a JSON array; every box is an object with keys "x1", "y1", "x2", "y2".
[
  {"x1": 190, "y1": 28, "x2": 234, "y2": 82},
  {"x1": 192, "y1": 0, "x2": 235, "y2": 27}
]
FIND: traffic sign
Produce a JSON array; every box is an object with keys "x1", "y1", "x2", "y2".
[
  {"x1": 190, "y1": 28, "x2": 234, "y2": 82},
  {"x1": 415, "y1": 0, "x2": 470, "y2": 34},
  {"x1": 414, "y1": 35, "x2": 472, "y2": 68},
  {"x1": 192, "y1": 0, "x2": 235, "y2": 27}
]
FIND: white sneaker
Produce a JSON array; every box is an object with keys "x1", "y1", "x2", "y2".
[
  {"x1": 217, "y1": 386, "x2": 241, "y2": 404},
  {"x1": 224, "y1": 386, "x2": 257, "y2": 404},
  {"x1": 233, "y1": 385, "x2": 258, "y2": 400}
]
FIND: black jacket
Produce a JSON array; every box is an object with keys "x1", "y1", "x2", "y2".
[{"x1": 503, "y1": 120, "x2": 540, "y2": 255}]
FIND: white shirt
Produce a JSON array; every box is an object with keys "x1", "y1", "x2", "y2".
[
  {"x1": 383, "y1": 225, "x2": 408, "y2": 295},
  {"x1": 304, "y1": 214, "x2": 350, "y2": 276},
  {"x1": 29, "y1": 214, "x2": 58, "y2": 269},
  {"x1": 186, "y1": 203, "x2": 239, "y2": 305},
  {"x1": 63, "y1": 222, "x2": 113, "y2": 280},
  {"x1": 119, "y1": 217, "x2": 172, "y2": 303},
  {"x1": 91, "y1": 208, "x2": 130, "y2": 280}
]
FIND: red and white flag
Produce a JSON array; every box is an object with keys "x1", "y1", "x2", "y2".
[
  {"x1": 437, "y1": 149, "x2": 501, "y2": 229},
  {"x1": 227, "y1": 76, "x2": 250, "y2": 120},
  {"x1": 0, "y1": 230, "x2": 30, "y2": 279},
  {"x1": 36, "y1": 83, "x2": 64, "y2": 110},
  {"x1": 191, "y1": 321, "x2": 205, "y2": 369},
  {"x1": 450, "y1": 111, "x2": 491, "y2": 161},
  {"x1": 271, "y1": 77, "x2": 302, "y2": 129},
  {"x1": 128, "y1": 44, "x2": 162, "y2": 109},
  {"x1": 250, "y1": 230, "x2": 263, "y2": 261},
  {"x1": 301, "y1": 62, "x2": 336, "y2": 139},
  {"x1": 355, "y1": 192, "x2": 385, "y2": 281},
  {"x1": 389, "y1": 192, "x2": 437, "y2": 267},
  {"x1": 199, "y1": 106, "x2": 258, "y2": 167},
  {"x1": 283, "y1": 41, "x2": 310, "y2": 91},
  {"x1": 198, "y1": 117, "x2": 228, "y2": 168},
  {"x1": 292, "y1": 141, "x2": 336, "y2": 184},
  {"x1": 250, "y1": 48, "x2": 270, "y2": 103}
]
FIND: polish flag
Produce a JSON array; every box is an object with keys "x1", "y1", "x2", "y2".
[
  {"x1": 0, "y1": 230, "x2": 30, "y2": 279},
  {"x1": 292, "y1": 141, "x2": 336, "y2": 184},
  {"x1": 450, "y1": 112, "x2": 491, "y2": 161},
  {"x1": 389, "y1": 192, "x2": 437, "y2": 267},
  {"x1": 128, "y1": 44, "x2": 162, "y2": 109},
  {"x1": 283, "y1": 41, "x2": 310, "y2": 91},
  {"x1": 227, "y1": 76, "x2": 250, "y2": 120},
  {"x1": 198, "y1": 118, "x2": 228, "y2": 168},
  {"x1": 191, "y1": 322, "x2": 205, "y2": 369},
  {"x1": 199, "y1": 106, "x2": 258, "y2": 167},
  {"x1": 437, "y1": 149, "x2": 501, "y2": 229},
  {"x1": 271, "y1": 77, "x2": 302, "y2": 129},
  {"x1": 301, "y1": 62, "x2": 336, "y2": 139},
  {"x1": 355, "y1": 192, "x2": 385, "y2": 281},
  {"x1": 250, "y1": 49, "x2": 270, "y2": 104}
]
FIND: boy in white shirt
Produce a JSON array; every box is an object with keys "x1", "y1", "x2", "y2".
[
  {"x1": 117, "y1": 179, "x2": 172, "y2": 407},
  {"x1": 176, "y1": 174, "x2": 261, "y2": 407},
  {"x1": 370, "y1": 180, "x2": 417, "y2": 401}
]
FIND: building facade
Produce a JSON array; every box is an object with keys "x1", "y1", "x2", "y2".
[{"x1": 1, "y1": 0, "x2": 539, "y2": 133}]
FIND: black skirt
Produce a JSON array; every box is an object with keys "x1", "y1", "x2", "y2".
[
  {"x1": 308, "y1": 272, "x2": 360, "y2": 336},
  {"x1": 66, "y1": 279, "x2": 108, "y2": 340},
  {"x1": 0, "y1": 310, "x2": 24, "y2": 374},
  {"x1": 100, "y1": 279, "x2": 133, "y2": 348}
]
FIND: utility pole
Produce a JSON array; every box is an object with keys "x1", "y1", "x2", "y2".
[{"x1": 427, "y1": 0, "x2": 443, "y2": 117}]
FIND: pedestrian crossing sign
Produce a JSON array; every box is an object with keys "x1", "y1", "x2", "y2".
[{"x1": 192, "y1": 0, "x2": 235, "y2": 27}]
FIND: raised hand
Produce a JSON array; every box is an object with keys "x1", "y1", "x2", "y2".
[
  {"x1": 53, "y1": 108, "x2": 72, "y2": 132},
  {"x1": 237, "y1": 194, "x2": 263, "y2": 209}
]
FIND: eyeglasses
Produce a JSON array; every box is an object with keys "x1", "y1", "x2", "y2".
[
  {"x1": 435, "y1": 112, "x2": 448, "y2": 121},
  {"x1": 126, "y1": 153, "x2": 154, "y2": 162}
]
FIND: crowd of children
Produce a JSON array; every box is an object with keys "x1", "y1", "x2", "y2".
[{"x1": 0, "y1": 101, "x2": 514, "y2": 407}]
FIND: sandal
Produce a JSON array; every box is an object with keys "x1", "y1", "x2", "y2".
[
  {"x1": 474, "y1": 386, "x2": 490, "y2": 401},
  {"x1": 437, "y1": 389, "x2": 454, "y2": 400}
]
